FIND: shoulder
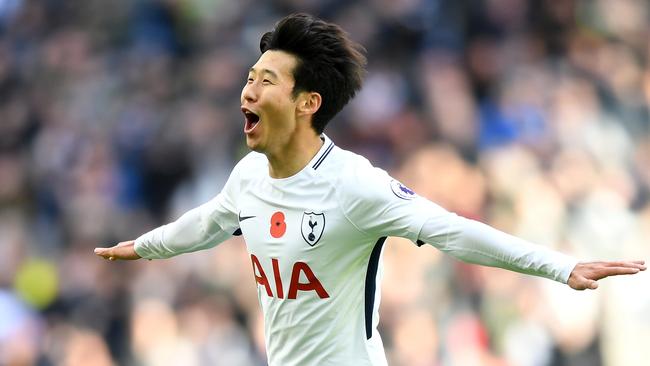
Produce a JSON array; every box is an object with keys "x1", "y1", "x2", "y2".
[
  {"x1": 317, "y1": 146, "x2": 414, "y2": 203},
  {"x1": 313, "y1": 145, "x2": 370, "y2": 184},
  {"x1": 230, "y1": 151, "x2": 267, "y2": 180},
  {"x1": 219, "y1": 152, "x2": 266, "y2": 197},
  {"x1": 236, "y1": 151, "x2": 267, "y2": 168}
]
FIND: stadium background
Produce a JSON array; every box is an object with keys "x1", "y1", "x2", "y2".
[{"x1": 0, "y1": 0, "x2": 648, "y2": 365}]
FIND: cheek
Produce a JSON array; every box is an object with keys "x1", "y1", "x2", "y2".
[{"x1": 267, "y1": 94, "x2": 296, "y2": 118}]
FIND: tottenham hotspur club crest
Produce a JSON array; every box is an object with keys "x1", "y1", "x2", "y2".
[{"x1": 301, "y1": 212, "x2": 325, "y2": 246}]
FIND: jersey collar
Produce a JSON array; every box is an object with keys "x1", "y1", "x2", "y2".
[{"x1": 310, "y1": 134, "x2": 335, "y2": 170}]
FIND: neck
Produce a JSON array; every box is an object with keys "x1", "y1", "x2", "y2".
[{"x1": 267, "y1": 130, "x2": 323, "y2": 179}]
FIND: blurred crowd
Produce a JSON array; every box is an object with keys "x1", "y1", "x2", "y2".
[{"x1": 0, "y1": 0, "x2": 649, "y2": 365}]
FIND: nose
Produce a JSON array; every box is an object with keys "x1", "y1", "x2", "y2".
[{"x1": 241, "y1": 82, "x2": 258, "y2": 104}]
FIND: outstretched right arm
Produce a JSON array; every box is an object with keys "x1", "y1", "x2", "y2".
[{"x1": 95, "y1": 158, "x2": 245, "y2": 261}]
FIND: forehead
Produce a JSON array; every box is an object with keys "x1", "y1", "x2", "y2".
[{"x1": 250, "y1": 50, "x2": 298, "y2": 81}]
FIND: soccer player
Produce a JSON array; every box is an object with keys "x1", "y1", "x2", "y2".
[{"x1": 94, "y1": 13, "x2": 646, "y2": 366}]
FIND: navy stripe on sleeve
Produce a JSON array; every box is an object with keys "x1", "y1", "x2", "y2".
[{"x1": 364, "y1": 237, "x2": 386, "y2": 340}]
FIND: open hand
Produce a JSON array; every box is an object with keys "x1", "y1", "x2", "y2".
[
  {"x1": 568, "y1": 260, "x2": 646, "y2": 290},
  {"x1": 94, "y1": 240, "x2": 141, "y2": 261}
]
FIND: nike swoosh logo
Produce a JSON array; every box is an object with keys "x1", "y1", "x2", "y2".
[{"x1": 238, "y1": 213, "x2": 256, "y2": 222}]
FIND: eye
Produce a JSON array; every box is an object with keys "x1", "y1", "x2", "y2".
[
  {"x1": 247, "y1": 77, "x2": 254, "y2": 83},
  {"x1": 262, "y1": 79, "x2": 272, "y2": 85}
]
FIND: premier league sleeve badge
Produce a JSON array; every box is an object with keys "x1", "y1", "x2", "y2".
[{"x1": 390, "y1": 179, "x2": 416, "y2": 200}]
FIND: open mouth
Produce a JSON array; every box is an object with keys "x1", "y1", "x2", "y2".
[{"x1": 242, "y1": 107, "x2": 260, "y2": 133}]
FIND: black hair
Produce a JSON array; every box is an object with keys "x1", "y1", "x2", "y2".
[{"x1": 260, "y1": 13, "x2": 367, "y2": 134}]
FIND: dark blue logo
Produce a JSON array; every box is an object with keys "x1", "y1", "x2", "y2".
[
  {"x1": 399, "y1": 185, "x2": 414, "y2": 195},
  {"x1": 390, "y1": 179, "x2": 416, "y2": 200}
]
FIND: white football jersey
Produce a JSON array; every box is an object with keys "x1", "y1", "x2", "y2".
[{"x1": 135, "y1": 135, "x2": 576, "y2": 366}]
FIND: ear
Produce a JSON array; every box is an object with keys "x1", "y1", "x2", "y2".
[{"x1": 296, "y1": 92, "x2": 322, "y2": 117}]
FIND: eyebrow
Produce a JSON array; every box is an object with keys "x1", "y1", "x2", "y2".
[{"x1": 249, "y1": 67, "x2": 279, "y2": 80}]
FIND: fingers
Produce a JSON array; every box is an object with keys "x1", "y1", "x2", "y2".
[
  {"x1": 577, "y1": 261, "x2": 647, "y2": 280},
  {"x1": 94, "y1": 241, "x2": 140, "y2": 261},
  {"x1": 596, "y1": 261, "x2": 646, "y2": 270},
  {"x1": 594, "y1": 267, "x2": 641, "y2": 280},
  {"x1": 94, "y1": 247, "x2": 115, "y2": 261}
]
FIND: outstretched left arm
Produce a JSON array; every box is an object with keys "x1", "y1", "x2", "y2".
[{"x1": 418, "y1": 213, "x2": 646, "y2": 289}]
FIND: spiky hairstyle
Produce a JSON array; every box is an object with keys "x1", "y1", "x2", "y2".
[{"x1": 260, "y1": 13, "x2": 366, "y2": 134}]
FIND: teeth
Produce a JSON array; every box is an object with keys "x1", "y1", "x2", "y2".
[{"x1": 245, "y1": 112, "x2": 259, "y2": 123}]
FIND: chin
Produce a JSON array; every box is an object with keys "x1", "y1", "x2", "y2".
[{"x1": 245, "y1": 137, "x2": 264, "y2": 153}]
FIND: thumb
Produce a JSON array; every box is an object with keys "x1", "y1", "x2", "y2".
[
  {"x1": 569, "y1": 275, "x2": 599, "y2": 290},
  {"x1": 579, "y1": 277, "x2": 598, "y2": 290}
]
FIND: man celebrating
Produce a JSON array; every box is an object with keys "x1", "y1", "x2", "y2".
[{"x1": 95, "y1": 13, "x2": 645, "y2": 366}]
